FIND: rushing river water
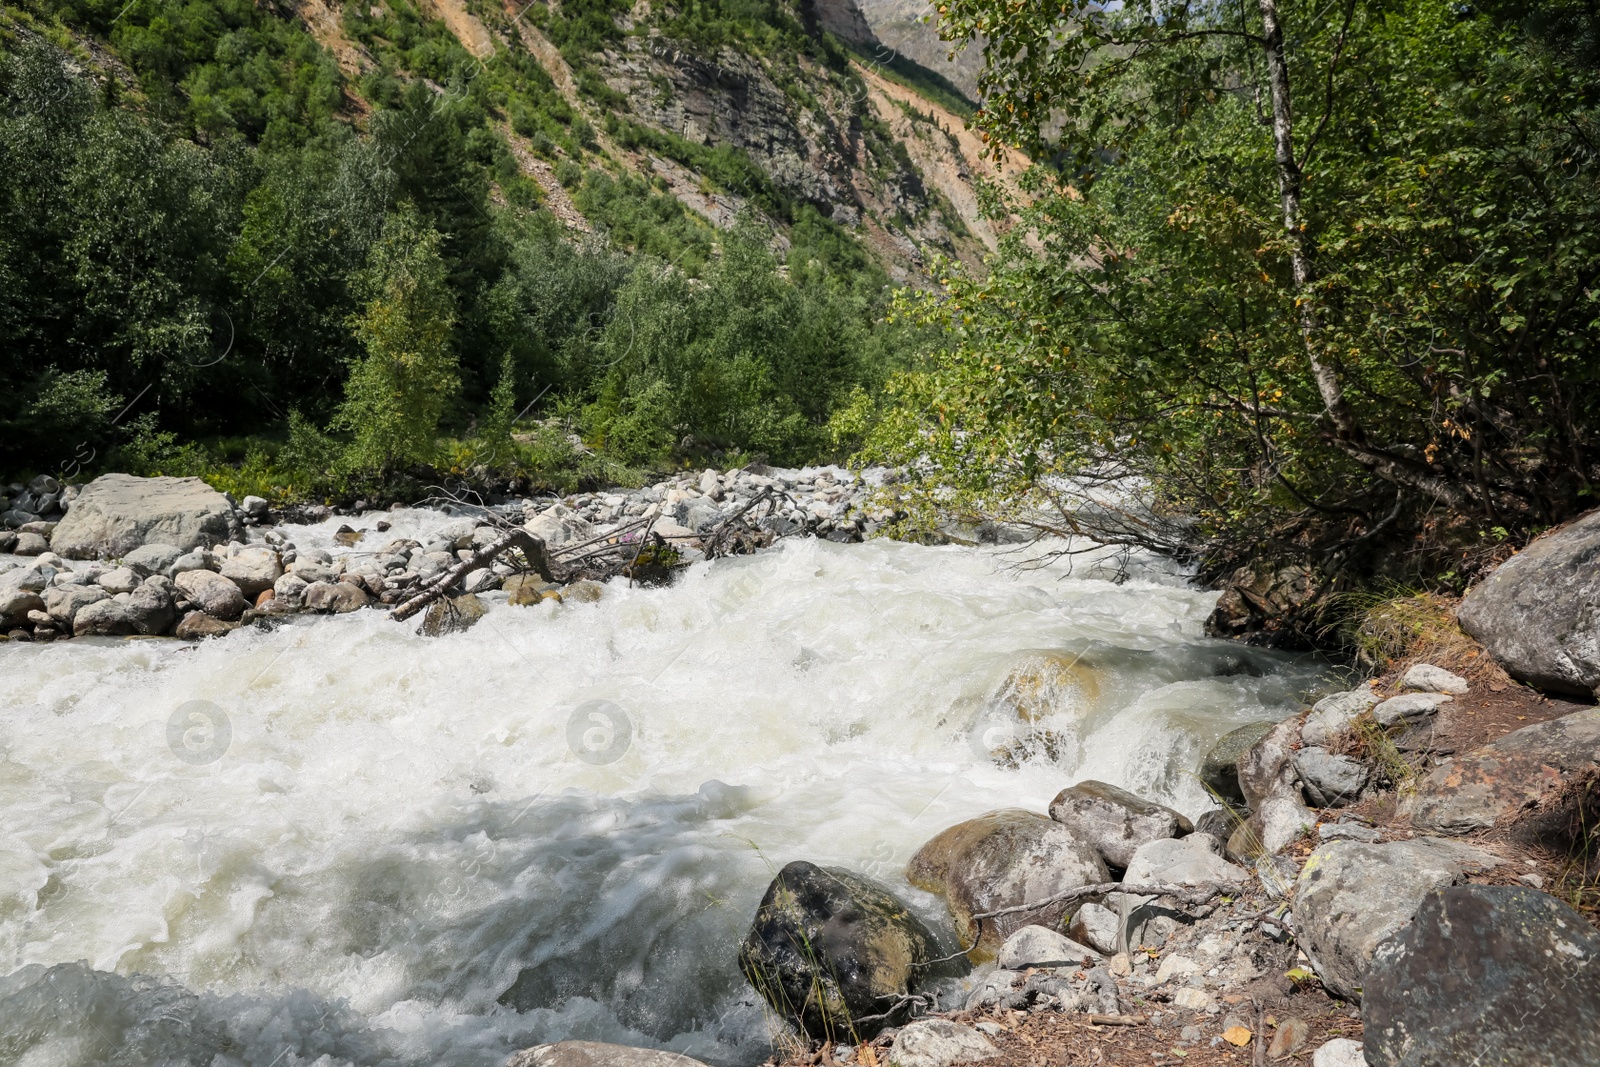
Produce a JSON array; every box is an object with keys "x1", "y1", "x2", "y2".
[{"x1": 0, "y1": 519, "x2": 1331, "y2": 1066}]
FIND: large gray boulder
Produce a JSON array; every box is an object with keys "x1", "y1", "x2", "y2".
[
  {"x1": 739, "y1": 861, "x2": 961, "y2": 1041},
  {"x1": 174, "y1": 569, "x2": 247, "y2": 621},
  {"x1": 1047, "y1": 779, "x2": 1192, "y2": 869},
  {"x1": 1199, "y1": 720, "x2": 1277, "y2": 803},
  {"x1": 1457, "y1": 508, "x2": 1600, "y2": 696},
  {"x1": 50, "y1": 474, "x2": 241, "y2": 559},
  {"x1": 888, "y1": 1019, "x2": 999, "y2": 1067},
  {"x1": 505, "y1": 1043, "x2": 712, "y2": 1067},
  {"x1": 1238, "y1": 719, "x2": 1303, "y2": 808},
  {"x1": 1294, "y1": 837, "x2": 1500, "y2": 999},
  {"x1": 1363, "y1": 885, "x2": 1600, "y2": 1067}
]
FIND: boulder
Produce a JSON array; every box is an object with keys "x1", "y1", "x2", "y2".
[
  {"x1": 175, "y1": 610, "x2": 234, "y2": 639},
  {"x1": 1404, "y1": 708, "x2": 1600, "y2": 834},
  {"x1": 995, "y1": 925, "x2": 1102, "y2": 970},
  {"x1": 525, "y1": 504, "x2": 593, "y2": 547},
  {"x1": 1293, "y1": 837, "x2": 1500, "y2": 999},
  {"x1": 1399, "y1": 663, "x2": 1468, "y2": 695},
  {"x1": 505, "y1": 1042, "x2": 712, "y2": 1067},
  {"x1": 0, "y1": 588, "x2": 45, "y2": 626},
  {"x1": 1066, "y1": 902, "x2": 1120, "y2": 956},
  {"x1": 1295, "y1": 747, "x2": 1371, "y2": 806},
  {"x1": 962, "y1": 969, "x2": 1025, "y2": 1011},
  {"x1": 13, "y1": 532, "x2": 48, "y2": 555},
  {"x1": 1456, "y1": 508, "x2": 1600, "y2": 696},
  {"x1": 1123, "y1": 833, "x2": 1245, "y2": 887},
  {"x1": 1225, "y1": 796, "x2": 1315, "y2": 863},
  {"x1": 1301, "y1": 688, "x2": 1381, "y2": 747},
  {"x1": 219, "y1": 546, "x2": 282, "y2": 598},
  {"x1": 1371, "y1": 692, "x2": 1450, "y2": 728},
  {"x1": 1199, "y1": 721, "x2": 1277, "y2": 803},
  {"x1": 122, "y1": 543, "x2": 181, "y2": 578},
  {"x1": 48, "y1": 473, "x2": 241, "y2": 558},
  {"x1": 240, "y1": 495, "x2": 270, "y2": 520},
  {"x1": 1311, "y1": 1039, "x2": 1367, "y2": 1067},
  {"x1": 166, "y1": 548, "x2": 217, "y2": 577},
  {"x1": 71, "y1": 578, "x2": 176, "y2": 636},
  {"x1": 288, "y1": 557, "x2": 342, "y2": 584},
  {"x1": 1192, "y1": 806, "x2": 1245, "y2": 841},
  {"x1": 739, "y1": 861, "x2": 959, "y2": 1041},
  {"x1": 1047, "y1": 780, "x2": 1192, "y2": 869},
  {"x1": 97, "y1": 566, "x2": 140, "y2": 594},
  {"x1": 1364, "y1": 885, "x2": 1600, "y2": 1067},
  {"x1": 174, "y1": 569, "x2": 247, "y2": 621},
  {"x1": 887, "y1": 1020, "x2": 999, "y2": 1067},
  {"x1": 907, "y1": 809, "x2": 1109, "y2": 957},
  {"x1": 43, "y1": 584, "x2": 109, "y2": 628},
  {"x1": 1238, "y1": 719, "x2": 1303, "y2": 808},
  {"x1": 1205, "y1": 563, "x2": 1316, "y2": 638},
  {"x1": 273, "y1": 572, "x2": 309, "y2": 606},
  {"x1": 304, "y1": 580, "x2": 369, "y2": 613}
]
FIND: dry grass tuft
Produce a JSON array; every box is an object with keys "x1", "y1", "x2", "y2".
[{"x1": 1327, "y1": 587, "x2": 1512, "y2": 687}]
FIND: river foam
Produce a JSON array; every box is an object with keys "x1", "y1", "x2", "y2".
[{"x1": 0, "y1": 530, "x2": 1329, "y2": 1066}]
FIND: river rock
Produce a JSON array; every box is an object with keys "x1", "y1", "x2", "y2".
[
  {"x1": 1456, "y1": 508, "x2": 1600, "y2": 696},
  {"x1": 174, "y1": 569, "x2": 247, "y2": 621},
  {"x1": 1192, "y1": 807, "x2": 1245, "y2": 841},
  {"x1": 273, "y1": 572, "x2": 309, "y2": 606},
  {"x1": 907, "y1": 809, "x2": 1109, "y2": 957},
  {"x1": 1047, "y1": 780, "x2": 1192, "y2": 869},
  {"x1": 1403, "y1": 707, "x2": 1600, "y2": 834},
  {"x1": 0, "y1": 587, "x2": 45, "y2": 626},
  {"x1": 1238, "y1": 719, "x2": 1303, "y2": 807},
  {"x1": 304, "y1": 580, "x2": 369, "y2": 613},
  {"x1": 167, "y1": 548, "x2": 217, "y2": 577},
  {"x1": 1117, "y1": 833, "x2": 1246, "y2": 953},
  {"x1": 1363, "y1": 884, "x2": 1600, "y2": 1066},
  {"x1": 1199, "y1": 721, "x2": 1277, "y2": 803},
  {"x1": 175, "y1": 610, "x2": 234, "y2": 639},
  {"x1": 739, "y1": 861, "x2": 957, "y2": 1041},
  {"x1": 888, "y1": 1019, "x2": 999, "y2": 1067},
  {"x1": 122, "y1": 543, "x2": 181, "y2": 578},
  {"x1": 219, "y1": 545, "x2": 282, "y2": 597},
  {"x1": 1066, "y1": 902, "x2": 1120, "y2": 956},
  {"x1": 43, "y1": 584, "x2": 109, "y2": 628},
  {"x1": 1206, "y1": 563, "x2": 1316, "y2": 638},
  {"x1": 1293, "y1": 837, "x2": 1500, "y2": 999},
  {"x1": 13, "y1": 531, "x2": 48, "y2": 555},
  {"x1": 71, "y1": 578, "x2": 176, "y2": 636},
  {"x1": 49, "y1": 473, "x2": 241, "y2": 558},
  {"x1": 1311, "y1": 1039, "x2": 1367, "y2": 1067},
  {"x1": 505, "y1": 1041, "x2": 713, "y2": 1067},
  {"x1": 1372, "y1": 692, "x2": 1450, "y2": 728},
  {"x1": 1301, "y1": 688, "x2": 1381, "y2": 747},
  {"x1": 1399, "y1": 663, "x2": 1468, "y2": 695},
  {"x1": 996, "y1": 925, "x2": 1102, "y2": 970},
  {"x1": 96, "y1": 566, "x2": 140, "y2": 594},
  {"x1": 1226, "y1": 795, "x2": 1315, "y2": 863},
  {"x1": 1296, "y1": 747, "x2": 1371, "y2": 806},
  {"x1": 526, "y1": 504, "x2": 593, "y2": 547},
  {"x1": 289, "y1": 556, "x2": 342, "y2": 584}
]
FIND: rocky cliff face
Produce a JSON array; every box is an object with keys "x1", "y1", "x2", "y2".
[{"x1": 855, "y1": 0, "x2": 984, "y2": 100}]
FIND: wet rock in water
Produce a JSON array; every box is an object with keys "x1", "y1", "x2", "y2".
[
  {"x1": 1455, "y1": 508, "x2": 1600, "y2": 696},
  {"x1": 72, "y1": 577, "x2": 176, "y2": 636},
  {"x1": 1199, "y1": 721, "x2": 1278, "y2": 804},
  {"x1": 1047, "y1": 780, "x2": 1192, "y2": 869},
  {"x1": 273, "y1": 572, "x2": 309, "y2": 607},
  {"x1": 1363, "y1": 885, "x2": 1600, "y2": 1067},
  {"x1": 174, "y1": 569, "x2": 247, "y2": 621},
  {"x1": 1311, "y1": 1039, "x2": 1367, "y2": 1067},
  {"x1": 504, "y1": 1041, "x2": 713, "y2": 1067},
  {"x1": 303, "y1": 580, "x2": 369, "y2": 614},
  {"x1": 219, "y1": 545, "x2": 282, "y2": 598},
  {"x1": 996, "y1": 652, "x2": 1101, "y2": 722},
  {"x1": 1238, "y1": 719, "x2": 1304, "y2": 808},
  {"x1": 123, "y1": 542, "x2": 181, "y2": 578},
  {"x1": 175, "y1": 610, "x2": 234, "y2": 639},
  {"x1": 1205, "y1": 563, "x2": 1316, "y2": 639},
  {"x1": 1399, "y1": 663, "x2": 1469, "y2": 695},
  {"x1": 740, "y1": 861, "x2": 960, "y2": 1041},
  {"x1": 1295, "y1": 747, "x2": 1370, "y2": 806},
  {"x1": 996, "y1": 925, "x2": 1102, "y2": 970},
  {"x1": 1225, "y1": 796, "x2": 1315, "y2": 863},
  {"x1": 1301, "y1": 688, "x2": 1381, "y2": 748},
  {"x1": 565, "y1": 579, "x2": 605, "y2": 602},
  {"x1": 907, "y1": 809, "x2": 1108, "y2": 958},
  {"x1": 887, "y1": 1019, "x2": 999, "y2": 1067},
  {"x1": 419, "y1": 593, "x2": 487, "y2": 636},
  {"x1": 49, "y1": 473, "x2": 242, "y2": 558},
  {"x1": 1403, "y1": 708, "x2": 1600, "y2": 834},
  {"x1": 289, "y1": 555, "x2": 342, "y2": 584},
  {"x1": 1294, "y1": 837, "x2": 1500, "y2": 1000},
  {"x1": 507, "y1": 574, "x2": 563, "y2": 605},
  {"x1": 1067, "y1": 901, "x2": 1121, "y2": 956},
  {"x1": 462, "y1": 568, "x2": 501, "y2": 594}
]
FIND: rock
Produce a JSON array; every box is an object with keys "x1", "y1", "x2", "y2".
[
  {"x1": 1293, "y1": 837, "x2": 1500, "y2": 999},
  {"x1": 525, "y1": 504, "x2": 593, "y2": 547},
  {"x1": 288, "y1": 557, "x2": 342, "y2": 584},
  {"x1": 273, "y1": 572, "x2": 309, "y2": 605},
  {"x1": 1200, "y1": 721, "x2": 1277, "y2": 804},
  {"x1": 697, "y1": 468, "x2": 722, "y2": 499},
  {"x1": 1067, "y1": 902, "x2": 1121, "y2": 956},
  {"x1": 0, "y1": 588, "x2": 45, "y2": 625},
  {"x1": 18, "y1": 520, "x2": 56, "y2": 538},
  {"x1": 1268, "y1": 1017, "x2": 1310, "y2": 1059},
  {"x1": 1205, "y1": 563, "x2": 1316, "y2": 639},
  {"x1": 1123, "y1": 833, "x2": 1244, "y2": 887},
  {"x1": 1, "y1": 509, "x2": 39, "y2": 528},
  {"x1": 1047, "y1": 780, "x2": 1193, "y2": 869},
  {"x1": 507, "y1": 574, "x2": 563, "y2": 605},
  {"x1": 167, "y1": 548, "x2": 217, "y2": 577},
  {"x1": 240, "y1": 495, "x2": 269, "y2": 519},
  {"x1": 1226, "y1": 796, "x2": 1315, "y2": 863},
  {"x1": 962, "y1": 968, "x2": 1025, "y2": 1011},
  {"x1": 303, "y1": 580, "x2": 369, "y2": 613},
  {"x1": 219, "y1": 545, "x2": 282, "y2": 597},
  {"x1": 996, "y1": 925, "x2": 1102, "y2": 969},
  {"x1": 1154, "y1": 953, "x2": 1199, "y2": 982},
  {"x1": 888, "y1": 1020, "x2": 999, "y2": 1067},
  {"x1": 253, "y1": 588, "x2": 275, "y2": 608},
  {"x1": 1295, "y1": 747, "x2": 1371, "y2": 806},
  {"x1": 71, "y1": 578, "x2": 175, "y2": 636},
  {"x1": 504, "y1": 1041, "x2": 713, "y2": 1067},
  {"x1": 27, "y1": 474, "x2": 61, "y2": 496},
  {"x1": 1364, "y1": 885, "x2": 1600, "y2": 1067},
  {"x1": 1238, "y1": 719, "x2": 1303, "y2": 808},
  {"x1": 48, "y1": 473, "x2": 242, "y2": 558},
  {"x1": 462, "y1": 568, "x2": 500, "y2": 594},
  {"x1": 1399, "y1": 663, "x2": 1468, "y2": 695},
  {"x1": 650, "y1": 518, "x2": 696, "y2": 540},
  {"x1": 123, "y1": 543, "x2": 182, "y2": 578},
  {"x1": 43, "y1": 584, "x2": 108, "y2": 628},
  {"x1": 174, "y1": 569, "x2": 246, "y2": 621},
  {"x1": 907, "y1": 809, "x2": 1109, "y2": 957},
  {"x1": 175, "y1": 610, "x2": 234, "y2": 639},
  {"x1": 96, "y1": 566, "x2": 140, "y2": 594},
  {"x1": 1404, "y1": 708, "x2": 1600, "y2": 834},
  {"x1": 13, "y1": 532, "x2": 48, "y2": 555},
  {"x1": 1372, "y1": 692, "x2": 1450, "y2": 727},
  {"x1": 0, "y1": 531, "x2": 14, "y2": 553},
  {"x1": 1172, "y1": 987, "x2": 1213, "y2": 1012},
  {"x1": 565, "y1": 579, "x2": 605, "y2": 602},
  {"x1": 1456, "y1": 508, "x2": 1600, "y2": 696},
  {"x1": 739, "y1": 861, "x2": 959, "y2": 1041},
  {"x1": 1311, "y1": 1039, "x2": 1367, "y2": 1067},
  {"x1": 1317, "y1": 822, "x2": 1380, "y2": 844},
  {"x1": 1301, "y1": 688, "x2": 1381, "y2": 747},
  {"x1": 420, "y1": 593, "x2": 487, "y2": 636},
  {"x1": 1192, "y1": 807, "x2": 1245, "y2": 841}
]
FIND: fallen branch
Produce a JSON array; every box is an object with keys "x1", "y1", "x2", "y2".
[
  {"x1": 390, "y1": 529, "x2": 553, "y2": 622},
  {"x1": 704, "y1": 486, "x2": 790, "y2": 558},
  {"x1": 1087, "y1": 1014, "x2": 1147, "y2": 1027},
  {"x1": 970, "y1": 881, "x2": 1234, "y2": 924}
]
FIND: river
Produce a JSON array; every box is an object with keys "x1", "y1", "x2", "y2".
[{"x1": 0, "y1": 520, "x2": 1328, "y2": 1066}]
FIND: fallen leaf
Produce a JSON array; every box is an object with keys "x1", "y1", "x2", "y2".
[{"x1": 1223, "y1": 1026, "x2": 1253, "y2": 1047}]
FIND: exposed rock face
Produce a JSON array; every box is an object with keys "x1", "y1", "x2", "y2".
[
  {"x1": 505, "y1": 1042, "x2": 713, "y2": 1067},
  {"x1": 907, "y1": 809, "x2": 1108, "y2": 957},
  {"x1": 887, "y1": 1019, "x2": 999, "y2": 1067},
  {"x1": 1403, "y1": 708, "x2": 1600, "y2": 834},
  {"x1": 854, "y1": 0, "x2": 983, "y2": 100},
  {"x1": 1457, "y1": 508, "x2": 1600, "y2": 696},
  {"x1": 49, "y1": 474, "x2": 241, "y2": 558},
  {"x1": 1047, "y1": 780, "x2": 1192, "y2": 870},
  {"x1": 1293, "y1": 838, "x2": 1500, "y2": 999},
  {"x1": 740, "y1": 861, "x2": 959, "y2": 1041},
  {"x1": 1199, "y1": 721, "x2": 1277, "y2": 803},
  {"x1": 1363, "y1": 885, "x2": 1600, "y2": 1067}
]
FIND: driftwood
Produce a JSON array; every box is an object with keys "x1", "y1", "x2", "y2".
[
  {"x1": 1087, "y1": 1014, "x2": 1147, "y2": 1027},
  {"x1": 389, "y1": 529, "x2": 554, "y2": 622}
]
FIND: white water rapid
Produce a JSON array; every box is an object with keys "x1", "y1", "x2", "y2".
[{"x1": 0, "y1": 520, "x2": 1330, "y2": 1066}]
